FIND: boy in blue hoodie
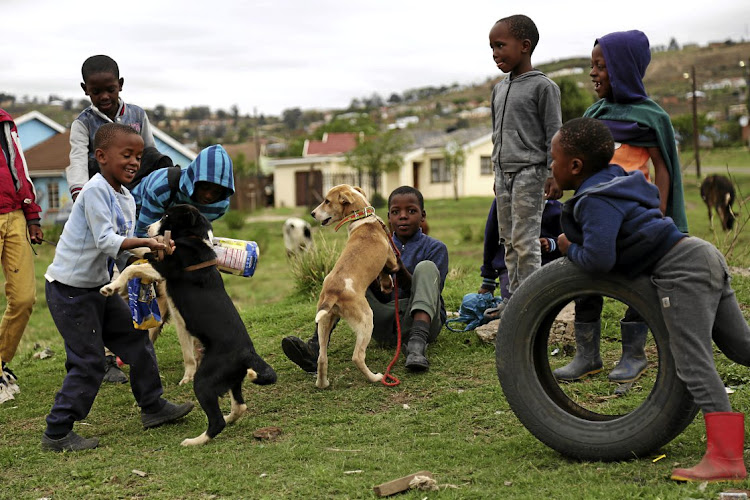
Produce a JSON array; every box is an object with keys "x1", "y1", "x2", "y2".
[
  {"x1": 42, "y1": 124, "x2": 193, "y2": 452},
  {"x1": 488, "y1": 14, "x2": 562, "y2": 300},
  {"x1": 553, "y1": 117, "x2": 748, "y2": 483},
  {"x1": 554, "y1": 30, "x2": 688, "y2": 385},
  {"x1": 131, "y1": 144, "x2": 234, "y2": 238}
]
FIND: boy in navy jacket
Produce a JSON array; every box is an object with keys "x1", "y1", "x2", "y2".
[{"x1": 553, "y1": 117, "x2": 749, "y2": 483}]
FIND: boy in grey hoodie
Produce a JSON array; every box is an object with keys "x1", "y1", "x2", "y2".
[{"x1": 489, "y1": 14, "x2": 562, "y2": 298}]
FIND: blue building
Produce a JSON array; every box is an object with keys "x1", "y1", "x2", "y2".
[{"x1": 16, "y1": 111, "x2": 196, "y2": 225}]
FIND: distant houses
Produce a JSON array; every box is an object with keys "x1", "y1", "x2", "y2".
[
  {"x1": 15, "y1": 111, "x2": 196, "y2": 224},
  {"x1": 267, "y1": 128, "x2": 494, "y2": 208}
]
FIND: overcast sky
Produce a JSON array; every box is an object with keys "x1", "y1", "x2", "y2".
[{"x1": 3, "y1": 0, "x2": 748, "y2": 116}]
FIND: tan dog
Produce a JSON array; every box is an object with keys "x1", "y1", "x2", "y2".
[{"x1": 310, "y1": 185, "x2": 399, "y2": 389}]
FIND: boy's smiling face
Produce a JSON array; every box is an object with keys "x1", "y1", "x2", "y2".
[
  {"x1": 96, "y1": 132, "x2": 143, "y2": 191},
  {"x1": 590, "y1": 44, "x2": 612, "y2": 100},
  {"x1": 81, "y1": 71, "x2": 123, "y2": 120},
  {"x1": 388, "y1": 193, "x2": 425, "y2": 241}
]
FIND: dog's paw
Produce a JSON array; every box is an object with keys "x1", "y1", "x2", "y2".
[
  {"x1": 315, "y1": 377, "x2": 330, "y2": 389},
  {"x1": 100, "y1": 284, "x2": 117, "y2": 297},
  {"x1": 178, "y1": 373, "x2": 194, "y2": 386},
  {"x1": 371, "y1": 373, "x2": 384, "y2": 383},
  {"x1": 379, "y1": 276, "x2": 394, "y2": 294},
  {"x1": 224, "y1": 403, "x2": 247, "y2": 424},
  {"x1": 181, "y1": 432, "x2": 211, "y2": 446}
]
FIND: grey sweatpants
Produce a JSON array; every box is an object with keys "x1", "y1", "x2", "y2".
[
  {"x1": 495, "y1": 165, "x2": 547, "y2": 295},
  {"x1": 367, "y1": 261, "x2": 443, "y2": 347},
  {"x1": 652, "y1": 237, "x2": 750, "y2": 413}
]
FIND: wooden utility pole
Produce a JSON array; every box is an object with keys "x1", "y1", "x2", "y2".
[{"x1": 690, "y1": 65, "x2": 701, "y2": 179}]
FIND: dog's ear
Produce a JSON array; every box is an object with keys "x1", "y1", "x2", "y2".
[
  {"x1": 338, "y1": 192, "x2": 352, "y2": 206},
  {"x1": 353, "y1": 186, "x2": 366, "y2": 196}
]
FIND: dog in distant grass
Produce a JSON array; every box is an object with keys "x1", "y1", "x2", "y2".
[
  {"x1": 700, "y1": 174, "x2": 735, "y2": 231},
  {"x1": 283, "y1": 217, "x2": 314, "y2": 256}
]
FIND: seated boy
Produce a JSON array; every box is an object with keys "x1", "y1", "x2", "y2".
[
  {"x1": 42, "y1": 123, "x2": 193, "y2": 452},
  {"x1": 552, "y1": 117, "x2": 749, "y2": 482},
  {"x1": 282, "y1": 186, "x2": 449, "y2": 372}
]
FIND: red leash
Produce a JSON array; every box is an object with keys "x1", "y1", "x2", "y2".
[
  {"x1": 381, "y1": 274, "x2": 402, "y2": 387},
  {"x1": 381, "y1": 227, "x2": 403, "y2": 387}
]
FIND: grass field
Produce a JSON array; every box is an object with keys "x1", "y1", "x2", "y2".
[{"x1": 2, "y1": 174, "x2": 750, "y2": 499}]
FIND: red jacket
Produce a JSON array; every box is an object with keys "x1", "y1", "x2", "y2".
[{"x1": 0, "y1": 109, "x2": 41, "y2": 224}]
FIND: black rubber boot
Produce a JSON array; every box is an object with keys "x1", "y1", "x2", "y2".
[
  {"x1": 553, "y1": 321, "x2": 603, "y2": 381},
  {"x1": 404, "y1": 323, "x2": 430, "y2": 372},
  {"x1": 608, "y1": 321, "x2": 649, "y2": 383},
  {"x1": 103, "y1": 355, "x2": 128, "y2": 384},
  {"x1": 281, "y1": 332, "x2": 320, "y2": 374}
]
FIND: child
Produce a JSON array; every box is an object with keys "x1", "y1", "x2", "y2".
[
  {"x1": 488, "y1": 14, "x2": 562, "y2": 299},
  {"x1": 42, "y1": 124, "x2": 193, "y2": 452},
  {"x1": 553, "y1": 117, "x2": 748, "y2": 482},
  {"x1": 479, "y1": 198, "x2": 562, "y2": 302},
  {"x1": 554, "y1": 31, "x2": 688, "y2": 385},
  {"x1": 131, "y1": 144, "x2": 234, "y2": 238},
  {"x1": 0, "y1": 109, "x2": 43, "y2": 404},
  {"x1": 66, "y1": 55, "x2": 156, "y2": 201},
  {"x1": 282, "y1": 186, "x2": 449, "y2": 372},
  {"x1": 66, "y1": 54, "x2": 157, "y2": 383}
]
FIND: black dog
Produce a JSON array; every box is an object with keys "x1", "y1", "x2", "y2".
[
  {"x1": 700, "y1": 174, "x2": 736, "y2": 231},
  {"x1": 102, "y1": 204, "x2": 276, "y2": 445}
]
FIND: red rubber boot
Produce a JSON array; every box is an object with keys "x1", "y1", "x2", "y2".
[{"x1": 671, "y1": 412, "x2": 747, "y2": 482}]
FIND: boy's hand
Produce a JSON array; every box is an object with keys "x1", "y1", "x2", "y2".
[
  {"x1": 544, "y1": 177, "x2": 562, "y2": 200},
  {"x1": 28, "y1": 224, "x2": 43, "y2": 244},
  {"x1": 539, "y1": 237, "x2": 551, "y2": 253},
  {"x1": 557, "y1": 233, "x2": 570, "y2": 255}
]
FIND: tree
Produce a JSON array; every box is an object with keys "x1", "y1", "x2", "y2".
[
  {"x1": 344, "y1": 130, "x2": 411, "y2": 202},
  {"x1": 442, "y1": 141, "x2": 466, "y2": 201},
  {"x1": 557, "y1": 77, "x2": 594, "y2": 123},
  {"x1": 282, "y1": 107, "x2": 303, "y2": 130}
]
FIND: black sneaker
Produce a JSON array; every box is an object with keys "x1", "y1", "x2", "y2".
[
  {"x1": 281, "y1": 336, "x2": 318, "y2": 374},
  {"x1": 103, "y1": 355, "x2": 128, "y2": 384},
  {"x1": 142, "y1": 401, "x2": 194, "y2": 429},
  {"x1": 41, "y1": 431, "x2": 99, "y2": 452}
]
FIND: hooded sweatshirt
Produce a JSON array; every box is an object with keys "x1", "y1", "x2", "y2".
[
  {"x1": 0, "y1": 109, "x2": 41, "y2": 223},
  {"x1": 583, "y1": 30, "x2": 688, "y2": 233},
  {"x1": 490, "y1": 70, "x2": 562, "y2": 173},
  {"x1": 561, "y1": 164, "x2": 684, "y2": 277},
  {"x1": 132, "y1": 144, "x2": 235, "y2": 237}
]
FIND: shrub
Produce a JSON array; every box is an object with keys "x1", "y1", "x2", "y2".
[
  {"x1": 289, "y1": 236, "x2": 342, "y2": 298},
  {"x1": 223, "y1": 210, "x2": 246, "y2": 231}
]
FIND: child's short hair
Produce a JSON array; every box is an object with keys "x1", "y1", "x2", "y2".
[
  {"x1": 388, "y1": 186, "x2": 424, "y2": 210},
  {"x1": 558, "y1": 118, "x2": 614, "y2": 172},
  {"x1": 95, "y1": 123, "x2": 138, "y2": 151},
  {"x1": 82, "y1": 55, "x2": 120, "y2": 81},
  {"x1": 497, "y1": 14, "x2": 539, "y2": 55}
]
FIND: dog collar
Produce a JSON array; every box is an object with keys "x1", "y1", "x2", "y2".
[
  {"x1": 334, "y1": 206, "x2": 375, "y2": 232},
  {"x1": 184, "y1": 259, "x2": 218, "y2": 272}
]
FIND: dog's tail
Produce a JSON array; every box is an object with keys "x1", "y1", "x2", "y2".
[{"x1": 246, "y1": 356, "x2": 277, "y2": 386}]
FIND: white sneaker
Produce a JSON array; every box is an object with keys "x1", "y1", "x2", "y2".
[{"x1": 0, "y1": 380, "x2": 14, "y2": 404}]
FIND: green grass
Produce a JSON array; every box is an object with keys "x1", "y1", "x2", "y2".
[{"x1": 2, "y1": 177, "x2": 750, "y2": 499}]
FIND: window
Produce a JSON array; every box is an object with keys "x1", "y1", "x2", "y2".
[
  {"x1": 47, "y1": 182, "x2": 60, "y2": 210},
  {"x1": 430, "y1": 158, "x2": 450, "y2": 183},
  {"x1": 480, "y1": 156, "x2": 493, "y2": 175}
]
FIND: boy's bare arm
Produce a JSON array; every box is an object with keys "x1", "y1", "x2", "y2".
[
  {"x1": 648, "y1": 146, "x2": 670, "y2": 216},
  {"x1": 119, "y1": 237, "x2": 172, "y2": 254}
]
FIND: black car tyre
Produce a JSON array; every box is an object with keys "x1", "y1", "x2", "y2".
[{"x1": 496, "y1": 258, "x2": 699, "y2": 461}]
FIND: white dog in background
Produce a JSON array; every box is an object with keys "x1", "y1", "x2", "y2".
[{"x1": 283, "y1": 217, "x2": 314, "y2": 256}]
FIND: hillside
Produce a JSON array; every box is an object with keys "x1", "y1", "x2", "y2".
[{"x1": 3, "y1": 41, "x2": 749, "y2": 148}]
